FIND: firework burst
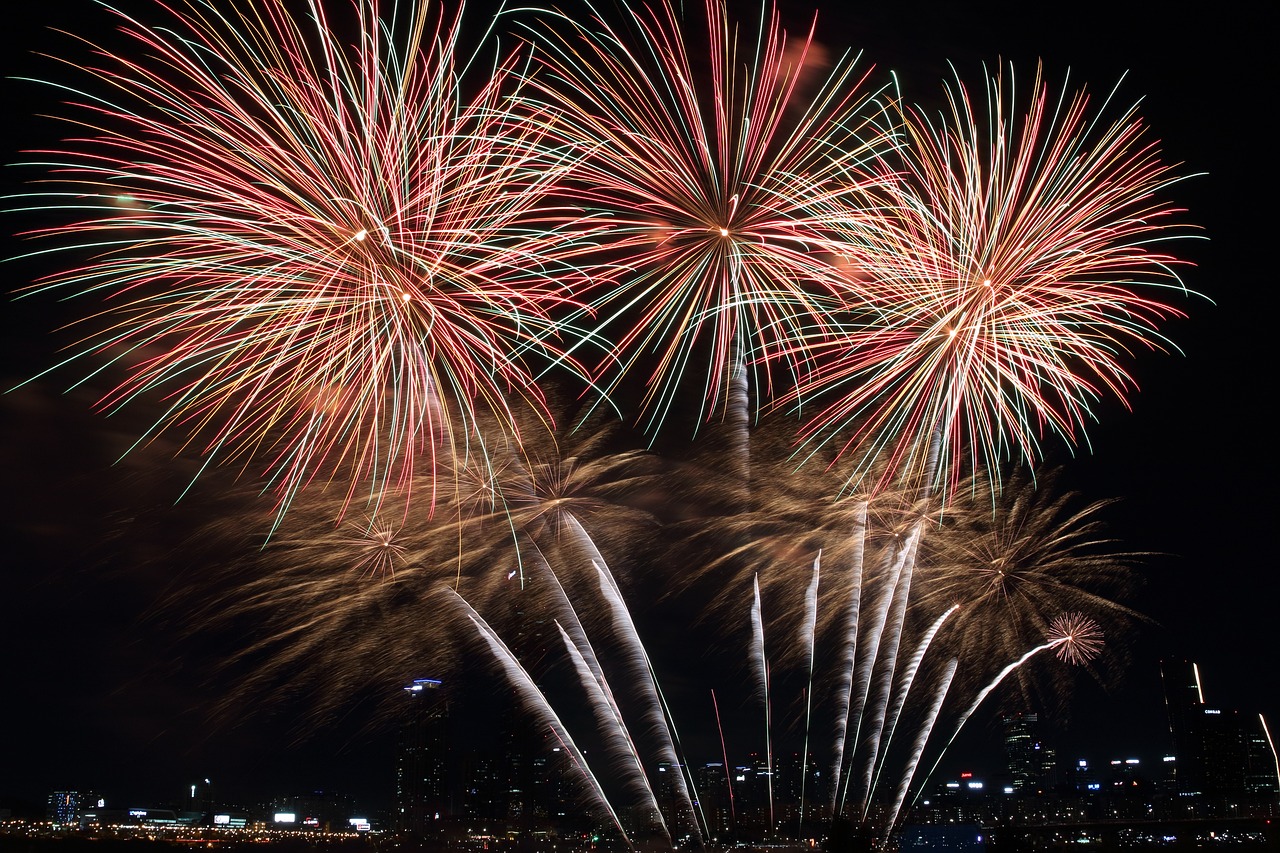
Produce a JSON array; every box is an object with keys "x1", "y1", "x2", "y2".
[
  {"x1": 785, "y1": 63, "x2": 1198, "y2": 499},
  {"x1": 514, "y1": 0, "x2": 893, "y2": 435},
  {"x1": 1048, "y1": 612, "x2": 1104, "y2": 665},
  {"x1": 13, "y1": 0, "x2": 587, "y2": 521},
  {"x1": 915, "y1": 466, "x2": 1142, "y2": 707},
  {"x1": 9, "y1": 3, "x2": 1209, "y2": 841}
]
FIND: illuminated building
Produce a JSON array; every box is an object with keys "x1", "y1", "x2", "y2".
[
  {"x1": 694, "y1": 762, "x2": 734, "y2": 839},
  {"x1": 395, "y1": 677, "x2": 451, "y2": 836},
  {"x1": 729, "y1": 755, "x2": 772, "y2": 835},
  {"x1": 1244, "y1": 720, "x2": 1280, "y2": 799},
  {"x1": 458, "y1": 750, "x2": 501, "y2": 821},
  {"x1": 268, "y1": 791, "x2": 355, "y2": 830},
  {"x1": 1001, "y1": 713, "x2": 1056, "y2": 793},
  {"x1": 186, "y1": 778, "x2": 213, "y2": 816},
  {"x1": 530, "y1": 744, "x2": 572, "y2": 821},
  {"x1": 1160, "y1": 658, "x2": 1279, "y2": 812},
  {"x1": 46, "y1": 791, "x2": 100, "y2": 825}
]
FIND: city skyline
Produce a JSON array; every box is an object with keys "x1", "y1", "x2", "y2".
[
  {"x1": 2, "y1": 0, "x2": 1276, "y2": 839},
  {"x1": 16, "y1": 658, "x2": 1277, "y2": 846}
]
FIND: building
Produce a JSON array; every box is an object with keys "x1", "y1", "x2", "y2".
[
  {"x1": 1158, "y1": 659, "x2": 1277, "y2": 814},
  {"x1": 46, "y1": 791, "x2": 100, "y2": 826},
  {"x1": 1162, "y1": 660, "x2": 1241, "y2": 797},
  {"x1": 1244, "y1": 717, "x2": 1280, "y2": 800},
  {"x1": 185, "y1": 778, "x2": 214, "y2": 817},
  {"x1": 1002, "y1": 712, "x2": 1057, "y2": 794},
  {"x1": 395, "y1": 677, "x2": 451, "y2": 836},
  {"x1": 693, "y1": 762, "x2": 734, "y2": 840},
  {"x1": 269, "y1": 790, "x2": 356, "y2": 830}
]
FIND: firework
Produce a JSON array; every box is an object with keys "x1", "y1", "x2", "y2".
[
  {"x1": 181, "y1": 437, "x2": 1146, "y2": 845},
  {"x1": 901, "y1": 610, "x2": 1106, "y2": 832},
  {"x1": 514, "y1": 0, "x2": 893, "y2": 436},
  {"x1": 13, "y1": 0, "x2": 587, "y2": 520},
  {"x1": 649, "y1": 428, "x2": 1146, "y2": 830},
  {"x1": 179, "y1": 403, "x2": 668, "y2": 725},
  {"x1": 784, "y1": 63, "x2": 1196, "y2": 499},
  {"x1": 1048, "y1": 612, "x2": 1104, "y2": 665},
  {"x1": 7, "y1": 1, "x2": 1210, "y2": 847},
  {"x1": 915, "y1": 467, "x2": 1142, "y2": 706},
  {"x1": 670, "y1": 420, "x2": 919, "y2": 646},
  {"x1": 449, "y1": 591, "x2": 630, "y2": 842}
]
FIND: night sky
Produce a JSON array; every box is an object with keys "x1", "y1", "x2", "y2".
[{"x1": 2, "y1": 0, "x2": 1276, "y2": 818}]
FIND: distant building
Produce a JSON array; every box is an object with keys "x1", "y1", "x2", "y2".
[
  {"x1": 458, "y1": 749, "x2": 501, "y2": 821},
  {"x1": 531, "y1": 744, "x2": 573, "y2": 821},
  {"x1": 80, "y1": 807, "x2": 179, "y2": 827},
  {"x1": 1244, "y1": 718, "x2": 1280, "y2": 799},
  {"x1": 47, "y1": 791, "x2": 100, "y2": 825},
  {"x1": 898, "y1": 823, "x2": 986, "y2": 851},
  {"x1": 1002, "y1": 712, "x2": 1057, "y2": 793},
  {"x1": 395, "y1": 677, "x2": 451, "y2": 836},
  {"x1": 185, "y1": 778, "x2": 214, "y2": 816},
  {"x1": 1160, "y1": 658, "x2": 1279, "y2": 812},
  {"x1": 729, "y1": 755, "x2": 773, "y2": 836},
  {"x1": 694, "y1": 762, "x2": 734, "y2": 839},
  {"x1": 268, "y1": 790, "x2": 356, "y2": 830},
  {"x1": 1070, "y1": 758, "x2": 1101, "y2": 796}
]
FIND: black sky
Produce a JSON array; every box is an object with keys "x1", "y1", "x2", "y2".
[{"x1": 2, "y1": 0, "x2": 1277, "y2": 817}]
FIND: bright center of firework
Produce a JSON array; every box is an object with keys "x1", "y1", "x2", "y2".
[
  {"x1": 983, "y1": 278, "x2": 992, "y2": 287},
  {"x1": 948, "y1": 328, "x2": 958, "y2": 338},
  {"x1": 354, "y1": 229, "x2": 368, "y2": 242},
  {"x1": 718, "y1": 227, "x2": 730, "y2": 237},
  {"x1": 402, "y1": 292, "x2": 412, "y2": 302}
]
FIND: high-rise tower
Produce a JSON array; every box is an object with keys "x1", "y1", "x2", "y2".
[
  {"x1": 1002, "y1": 712, "x2": 1056, "y2": 793},
  {"x1": 1160, "y1": 659, "x2": 1258, "y2": 807},
  {"x1": 394, "y1": 678, "x2": 451, "y2": 837}
]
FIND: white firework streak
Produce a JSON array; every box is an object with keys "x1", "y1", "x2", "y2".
[
  {"x1": 447, "y1": 591, "x2": 628, "y2": 843},
  {"x1": 555, "y1": 620, "x2": 670, "y2": 841},
  {"x1": 884, "y1": 659, "x2": 959, "y2": 839},
  {"x1": 910, "y1": 640, "x2": 1062, "y2": 814},
  {"x1": 830, "y1": 500, "x2": 868, "y2": 813},
  {"x1": 752, "y1": 572, "x2": 775, "y2": 829},
  {"x1": 867, "y1": 603, "x2": 961, "y2": 808},
  {"x1": 532, "y1": 547, "x2": 667, "y2": 836},
  {"x1": 798, "y1": 550, "x2": 821, "y2": 833},
  {"x1": 857, "y1": 523, "x2": 923, "y2": 815},
  {"x1": 592, "y1": 552, "x2": 705, "y2": 842},
  {"x1": 839, "y1": 522, "x2": 917, "y2": 814}
]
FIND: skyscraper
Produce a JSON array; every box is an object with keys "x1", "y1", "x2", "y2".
[
  {"x1": 47, "y1": 791, "x2": 99, "y2": 826},
  {"x1": 1002, "y1": 712, "x2": 1056, "y2": 793},
  {"x1": 1243, "y1": 716, "x2": 1280, "y2": 799},
  {"x1": 1159, "y1": 658, "x2": 1279, "y2": 812},
  {"x1": 395, "y1": 678, "x2": 451, "y2": 837},
  {"x1": 186, "y1": 778, "x2": 214, "y2": 816}
]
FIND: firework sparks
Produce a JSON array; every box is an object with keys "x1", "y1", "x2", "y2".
[
  {"x1": 14, "y1": 0, "x2": 587, "y2": 521},
  {"x1": 7, "y1": 2, "x2": 1207, "y2": 840},
  {"x1": 450, "y1": 591, "x2": 631, "y2": 844},
  {"x1": 1048, "y1": 612, "x2": 1104, "y2": 665},
  {"x1": 916, "y1": 467, "x2": 1142, "y2": 706},
  {"x1": 342, "y1": 516, "x2": 408, "y2": 578},
  {"x1": 785, "y1": 63, "x2": 1198, "y2": 499},
  {"x1": 514, "y1": 0, "x2": 892, "y2": 435}
]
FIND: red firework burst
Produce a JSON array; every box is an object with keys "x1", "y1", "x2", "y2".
[
  {"x1": 1048, "y1": 612, "x2": 1104, "y2": 665},
  {"x1": 16, "y1": 0, "x2": 587, "y2": 520}
]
